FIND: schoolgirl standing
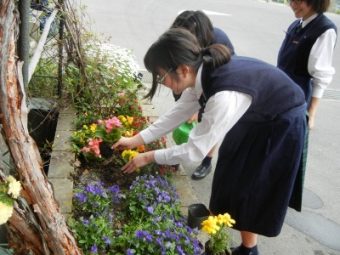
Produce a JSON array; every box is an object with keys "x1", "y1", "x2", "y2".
[{"x1": 278, "y1": 0, "x2": 337, "y2": 129}]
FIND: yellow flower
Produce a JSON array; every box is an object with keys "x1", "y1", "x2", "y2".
[
  {"x1": 118, "y1": 115, "x2": 127, "y2": 124},
  {"x1": 121, "y1": 149, "x2": 139, "y2": 161},
  {"x1": 126, "y1": 116, "x2": 134, "y2": 125},
  {"x1": 89, "y1": 123, "x2": 97, "y2": 133},
  {"x1": 201, "y1": 216, "x2": 220, "y2": 234},
  {"x1": 201, "y1": 213, "x2": 236, "y2": 254},
  {"x1": 118, "y1": 115, "x2": 134, "y2": 127},
  {"x1": 6, "y1": 176, "x2": 22, "y2": 199},
  {"x1": 0, "y1": 201, "x2": 14, "y2": 225},
  {"x1": 124, "y1": 130, "x2": 134, "y2": 137},
  {"x1": 217, "y1": 213, "x2": 236, "y2": 227}
]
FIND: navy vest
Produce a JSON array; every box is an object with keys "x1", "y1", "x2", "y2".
[
  {"x1": 213, "y1": 27, "x2": 235, "y2": 55},
  {"x1": 199, "y1": 56, "x2": 305, "y2": 121},
  {"x1": 277, "y1": 14, "x2": 337, "y2": 103}
]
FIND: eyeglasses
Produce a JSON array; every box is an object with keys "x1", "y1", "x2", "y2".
[
  {"x1": 289, "y1": 0, "x2": 304, "y2": 4},
  {"x1": 156, "y1": 68, "x2": 172, "y2": 84}
]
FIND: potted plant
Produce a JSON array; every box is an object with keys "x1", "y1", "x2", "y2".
[{"x1": 201, "y1": 213, "x2": 236, "y2": 255}]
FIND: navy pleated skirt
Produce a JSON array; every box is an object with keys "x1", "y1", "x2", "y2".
[{"x1": 209, "y1": 103, "x2": 307, "y2": 237}]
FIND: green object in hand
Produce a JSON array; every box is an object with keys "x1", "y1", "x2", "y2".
[{"x1": 172, "y1": 122, "x2": 196, "y2": 145}]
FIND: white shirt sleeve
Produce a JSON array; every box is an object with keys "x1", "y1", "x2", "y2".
[
  {"x1": 139, "y1": 87, "x2": 201, "y2": 144},
  {"x1": 308, "y1": 28, "x2": 337, "y2": 98},
  {"x1": 154, "y1": 91, "x2": 252, "y2": 165}
]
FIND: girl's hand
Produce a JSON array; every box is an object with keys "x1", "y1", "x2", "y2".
[
  {"x1": 308, "y1": 113, "x2": 315, "y2": 130},
  {"x1": 308, "y1": 97, "x2": 320, "y2": 130},
  {"x1": 187, "y1": 112, "x2": 198, "y2": 123},
  {"x1": 122, "y1": 151, "x2": 155, "y2": 174},
  {"x1": 112, "y1": 134, "x2": 144, "y2": 150}
]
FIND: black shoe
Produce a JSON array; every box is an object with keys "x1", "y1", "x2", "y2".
[
  {"x1": 232, "y1": 245, "x2": 259, "y2": 255},
  {"x1": 191, "y1": 164, "x2": 212, "y2": 180}
]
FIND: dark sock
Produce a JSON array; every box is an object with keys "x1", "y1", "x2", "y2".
[
  {"x1": 201, "y1": 156, "x2": 212, "y2": 167},
  {"x1": 237, "y1": 244, "x2": 258, "y2": 255}
]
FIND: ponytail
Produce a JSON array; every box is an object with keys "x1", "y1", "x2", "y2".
[{"x1": 201, "y1": 44, "x2": 231, "y2": 69}]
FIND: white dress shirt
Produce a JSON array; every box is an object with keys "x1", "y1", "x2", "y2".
[
  {"x1": 300, "y1": 14, "x2": 337, "y2": 98},
  {"x1": 140, "y1": 66, "x2": 252, "y2": 165}
]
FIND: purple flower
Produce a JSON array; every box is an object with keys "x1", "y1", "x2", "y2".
[
  {"x1": 156, "y1": 237, "x2": 163, "y2": 246},
  {"x1": 164, "y1": 229, "x2": 172, "y2": 238},
  {"x1": 135, "y1": 230, "x2": 145, "y2": 239},
  {"x1": 146, "y1": 206, "x2": 154, "y2": 214},
  {"x1": 86, "y1": 183, "x2": 104, "y2": 196},
  {"x1": 74, "y1": 192, "x2": 87, "y2": 203},
  {"x1": 176, "y1": 245, "x2": 185, "y2": 255},
  {"x1": 108, "y1": 185, "x2": 122, "y2": 203},
  {"x1": 82, "y1": 218, "x2": 90, "y2": 225},
  {"x1": 108, "y1": 184, "x2": 120, "y2": 193},
  {"x1": 103, "y1": 236, "x2": 111, "y2": 245},
  {"x1": 162, "y1": 193, "x2": 171, "y2": 203},
  {"x1": 175, "y1": 221, "x2": 184, "y2": 228},
  {"x1": 126, "y1": 249, "x2": 135, "y2": 255},
  {"x1": 90, "y1": 244, "x2": 98, "y2": 254},
  {"x1": 145, "y1": 232, "x2": 153, "y2": 242}
]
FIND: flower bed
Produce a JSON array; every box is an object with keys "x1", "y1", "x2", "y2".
[
  {"x1": 69, "y1": 173, "x2": 203, "y2": 255},
  {"x1": 69, "y1": 112, "x2": 203, "y2": 254}
]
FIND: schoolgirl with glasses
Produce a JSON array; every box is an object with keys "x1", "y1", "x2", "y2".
[{"x1": 113, "y1": 28, "x2": 307, "y2": 255}]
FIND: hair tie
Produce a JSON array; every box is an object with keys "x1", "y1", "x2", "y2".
[
  {"x1": 201, "y1": 47, "x2": 212, "y2": 63},
  {"x1": 201, "y1": 47, "x2": 209, "y2": 54}
]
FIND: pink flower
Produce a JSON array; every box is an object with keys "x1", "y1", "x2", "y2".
[
  {"x1": 81, "y1": 138, "x2": 103, "y2": 158},
  {"x1": 105, "y1": 117, "x2": 122, "y2": 133}
]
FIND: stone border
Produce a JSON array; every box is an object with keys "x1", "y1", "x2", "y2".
[{"x1": 48, "y1": 106, "x2": 76, "y2": 216}]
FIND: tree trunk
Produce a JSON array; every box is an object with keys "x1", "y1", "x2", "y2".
[{"x1": 0, "y1": 1, "x2": 82, "y2": 254}]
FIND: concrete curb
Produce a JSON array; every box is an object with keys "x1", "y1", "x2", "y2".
[{"x1": 48, "y1": 106, "x2": 76, "y2": 217}]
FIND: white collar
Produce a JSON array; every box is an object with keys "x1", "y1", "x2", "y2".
[{"x1": 301, "y1": 13, "x2": 318, "y2": 28}]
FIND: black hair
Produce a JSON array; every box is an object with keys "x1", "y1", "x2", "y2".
[
  {"x1": 171, "y1": 10, "x2": 214, "y2": 47},
  {"x1": 144, "y1": 28, "x2": 231, "y2": 99},
  {"x1": 304, "y1": 0, "x2": 330, "y2": 13}
]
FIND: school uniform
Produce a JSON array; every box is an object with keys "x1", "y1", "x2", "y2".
[
  {"x1": 213, "y1": 27, "x2": 235, "y2": 55},
  {"x1": 278, "y1": 13, "x2": 337, "y2": 104},
  {"x1": 277, "y1": 14, "x2": 337, "y2": 211},
  {"x1": 140, "y1": 56, "x2": 306, "y2": 237}
]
